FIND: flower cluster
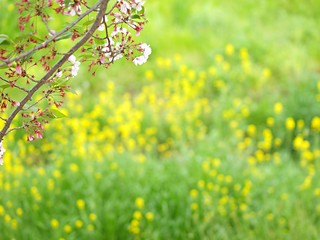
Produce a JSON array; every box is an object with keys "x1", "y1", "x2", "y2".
[
  {"x1": 66, "y1": 1, "x2": 82, "y2": 16},
  {"x1": 1, "y1": 46, "x2": 320, "y2": 237},
  {"x1": 68, "y1": 55, "x2": 81, "y2": 77},
  {"x1": 0, "y1": 0, "x2": 150, "y2": 147},
  {"x1": 133, "y1": 43, "x2": 152, "y2": 65}
]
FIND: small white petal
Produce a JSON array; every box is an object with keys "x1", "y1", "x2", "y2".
[{"x1": 68, "y1": 55, "x2": 76, "y2": 64}]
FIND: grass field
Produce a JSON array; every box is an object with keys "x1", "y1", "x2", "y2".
[{"x1": 1, "y1": 0, "x2": 320, "y2": 239}]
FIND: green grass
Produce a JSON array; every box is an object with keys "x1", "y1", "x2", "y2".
[{"x1": 1, "y1": 0, "x2": 320, "y2": 239}]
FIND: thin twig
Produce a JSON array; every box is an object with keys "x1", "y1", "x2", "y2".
[
  {"x1": 5, "y1": 126, "x2": 24, "y2": 136},
  {"x1": 106, "y1": 2, "x2": 117, "y2": 15},
  {"x1": 41, "y1": 15, "x2": 53, "y2": 34},
  {"x1": 23, "y1": 90, "x2": 51, "y2": 111},
  {"x1": 25, "y1": 74, "x2": 39, "y2": 83},
  {"x1": 0, "y1": 76, "x2": 29, "y2": 93}
]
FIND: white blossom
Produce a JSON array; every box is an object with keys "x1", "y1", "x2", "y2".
[
  {"x1": 112, "y1": 43, "x2": 124, "y2": 61},
  {"x1": 71, "y1": 62, "x2": 80, "y2": 76},
  {"x1": 0, "y1": 141, "x2": 5, "y2": 166},
  {"x1": 68, "y1": 55, "x2": 81, "y2": 77},
  {"x1": 68, "y1": 55, "x2": 77, "y2": 64},
  {"x1": 98, "y1": 24, "x2": 105, "y2": 31},
  {"x1": 132, "y1": 0, "x2": 145, "y2": 11},
  {"x1": 113, "y1": 13, "x2": 122, "y2": 23},
  {"x1": 97, "y1": 17, "x2": 108, "y2": 31},
  {"x1": 133, "y1": 56, "x2": 146, "y2": 65},
  {"x1": 66, "y1": 3, "x2": 82, "y2": 16},
  {"x1": 141, "y1": 43, "x2": 151, "y2": 56},
  {"x1": 56, "y1": 71, "x2": 63, "y2": 78},
  {"x1": 133, "y1": 43, "x2": 151, "y2": 65},
  {"x1": 119, "y1": 0, "x2": 131, "y2": 14},
  {"x1": 111, "y1": 27, "x2": 129, "y2": 37}
]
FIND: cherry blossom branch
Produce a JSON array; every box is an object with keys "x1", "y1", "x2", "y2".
[
  {"x1": 0, "y1": 0, "x2": 110, "y2": 140},
  {"x1": 0, "y1": 0, "x2": 103, "y2": 67},
  {"x1": 0, "y1": 0, "x2": 151, "y2": 165}
]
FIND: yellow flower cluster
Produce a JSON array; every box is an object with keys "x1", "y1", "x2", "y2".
[
  {"x1": 0, "y1": 45, "x2": 319, "y2": 237},
  {"x1": 128, "y1": 197, "x2": 154, "y2": 237},
  {"x1": 189, "y1": 157, "x2": 252, "y2": 222}
]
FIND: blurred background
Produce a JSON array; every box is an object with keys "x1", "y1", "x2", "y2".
[{"x1": 0, "y1": 0, "x2": 320, "y2": 239}]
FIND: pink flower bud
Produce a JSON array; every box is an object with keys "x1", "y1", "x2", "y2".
[
  {"x1": 16, "y1": 65, "x2": 22, "y2": 75},
  {"x1": 35, "y1": 131, "x2": 43, "y2": 139},
  {"x1": 27, "y1": 135, "x2": 35, "y2": 141}
]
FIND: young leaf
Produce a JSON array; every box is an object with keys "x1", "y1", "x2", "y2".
[
  {"x1": 55, "y1": 32, "x2": 72, "y2": 41},
  {"x1": 130, "y1": 14, "x2": 141, "y2": 20},
  {"x1": 0, "y1": 84, "x2": 10, "y2": 90},
  {"x1": 65, "y1": 87, "x2": 77, "y2": 94},
  {"x1": 0, "y1": 34, "x2": 10, "y2": 45},
  {"x1": 50, "y1": 109, "x2": 67, "y2": 118},
  {"x1": 82, "y1": 19, "x2": 95, "y2": 27}
]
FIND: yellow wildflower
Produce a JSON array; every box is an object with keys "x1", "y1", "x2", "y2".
[
  {"x1": 50, "y1": 219, "x2": 59, "y2": 229},
  {"x1": 64, "y1": 224, "x2": 72, "y2": 233},
  {"x1": 285, "y1": 117, "x2": 295, "y2": 131},
  {"x1": 311, "y1": 116, "x2": 320, "y2": 132},
  {"x1": 75, "y1": 220, "x2": 83, "y2": 228},
  {"x1": 133, "y1": 211, "x2": 142, "y2": 220},
  {"x1": 16, "y1": 208, "x2": 23, "y2": 217},
  {"x1": 247, "y1": 124, "x2": 256, "y2": 136},
  {"x1": 145, "y1": 212, "x2": 154, "y2": 221},
  {"x1": 76, "y1": 199, "x2": 85, "y2": 210},
  {"x1": 225, "y1": 44, "x2": 234, "y2": 56},
  {"x1": 189, "y1": 189, "x2": 198, "y2": 198},
  {"x1": 69, "y1": 163, "x2": 79, "y2": 172},
  {"x1": 274, "y1": 102, "x2": 283, "y2": 115},
  {"x1": 89, "y1": 213, "x2": 97, "y2": 221},
  {"x1": 267, "y1": 117, "x2": 274, "y2": 127},
  {"x1": 191, "y1": 203, "x2": 198, "y2": 211},
  {"x1": 145, "y1": 70, "x2": 154, "y2": 80},
  {"x1": 135, "y1": 197, "x2": 144, "y2": 209}
]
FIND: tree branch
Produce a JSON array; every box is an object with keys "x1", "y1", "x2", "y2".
[
  {"x1": 0, "y1": 0, "x2": 103, "y2": 67},
  {"x1": 0, "y1": 0, "x2": 110, "y2": 140}
]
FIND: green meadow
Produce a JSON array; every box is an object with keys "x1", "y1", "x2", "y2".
[{"x1": 1, "y1": 0, "x2": 320, "y2": 239}]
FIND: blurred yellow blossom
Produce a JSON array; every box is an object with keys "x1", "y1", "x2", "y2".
[
  {"x1": 225, "y1": 44, "x2": 234, "y2": 56},
  {"x1": 190, "y1": 189, "x2": 198, "y2": 198},
  {"x1": 262, "y1": 68, "x2": 271, "y2": 78},
  {"x1": 64, "y1": 224, "x2": 72, "y2": 233},
  {"x1": 311, "y1": 116, "x2": 320, "y2": 132},
  {"x1": 285, "y1": 117, "x2": 295, "y2": 131},
  {"x1": 135, "y1": 197, "x2": 144, "y2": 209},
  {"x1": 267, "y1": 117, "x2": 275, "y2": 127},
  {"x1": 145, "y1": 212, "x2": 154, "y2": 221},
  {"x1": 145, "y1": 70, "x2": 154, "y2": 80},
  {"x1": 314, "y1": 188, "x2": 320, "y2": 196},
  {"x1": 89, "y1": 213, "x2": 97, "y2": 221},
  {"x1": 274, "y1": 102, "x2": 283, "y2": 115},
  {"x1": 50, "y1": 219, "x2": 59, "y2": 229},
  {"x1": 76, "y1": 199, "x2": 85, "y2": 210},
  {"x1": 16, "y1": 208, "x2": 23, "y2": 217},
  {"x1": 75, "y1": 220, "x2": 83, "y2": 228},
  {"x1": 191, "y1": 203, "x2": 198, "y2": 211}
]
